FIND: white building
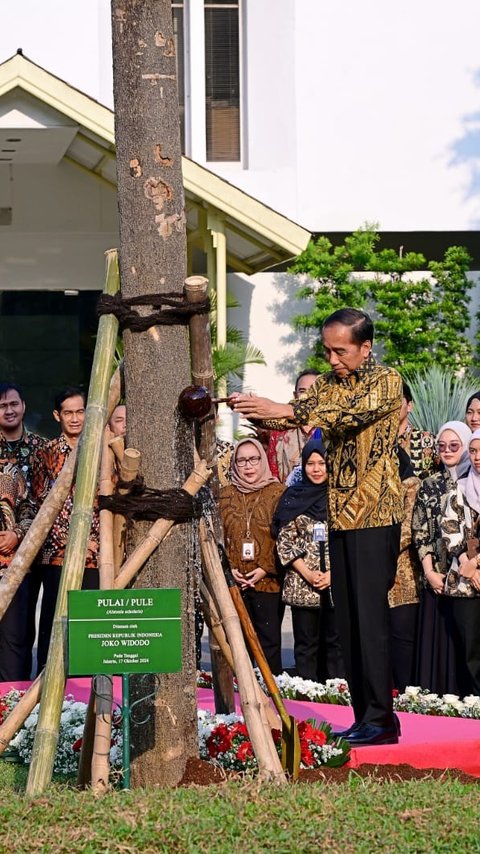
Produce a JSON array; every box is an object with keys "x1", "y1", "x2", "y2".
[{"x1": 1, "y1": 1, "x2": 479, "y2": 413}]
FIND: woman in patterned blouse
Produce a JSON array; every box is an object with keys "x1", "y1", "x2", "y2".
[
  {"x1": 440, "y1": 428, "x2": 480, "y2": 695},
  {"x1": 412, "y1": 420, "x2": 472, "y2": 695},
  {"x1": 272, "y1": 437, "x2": 344, "y2": 682}
]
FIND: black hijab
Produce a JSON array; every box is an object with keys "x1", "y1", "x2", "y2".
[{"x1": 271, "y1": 438, "x2": 328, "y2": 537}]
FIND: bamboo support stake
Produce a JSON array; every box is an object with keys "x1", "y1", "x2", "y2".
[
  {"x1": 199, "y1": 520, "x2": 285, "y2": 782},
  {"x1": 184, "y1": 275, "x2": 234, "y2": 714},
  {"x1": 79, "y1": 431, "x2": 117, "y2": 792},
  {"x1": 114, "y1": 461, "x2": 211, "y2": 590},
  {"x1": 109, "y1": 435, "x2": 125, "y2": 464},
  {"x1": 0, "y1": 674, "x2": 43, "y2": 756},
  {"x1": 0, "y1": 370, "x2": 122, "y2": 758},
  {"x1": 112, "y1": 448, "x2": 141, "y2": 573},
  {"x1": 0, "y1": 367, "x2": 122, "y2": 621},
  {"x1": 26, "y1": 249, "x2": 120, "y2": 797},
  {"x1": 200, "y1": 581, "x2": 280, "y2": 731},
  {"x1": 76, "y1": 689, "x2": 96, "y2": 788}
]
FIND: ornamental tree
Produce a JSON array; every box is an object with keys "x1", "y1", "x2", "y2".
[{"x1": 289, "y1": 225, "x2": 475, "y2": 375}]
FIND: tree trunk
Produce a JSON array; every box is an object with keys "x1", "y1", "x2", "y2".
[{"x1": 111, "y1": 0, "x2": 196, "y2": 786}]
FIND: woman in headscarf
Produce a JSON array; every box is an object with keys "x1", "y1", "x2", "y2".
[
  {"x1": 440, "y1": 428, "x2": 480, "y2": 695},
  {"x1": 219, "y1": 437, "x2": 285, "y2": 674},
  {"x1": 272, "y1": 437, "x2": 344, "y2": 682},
  {"x1": 412, "y1": 420, "x2": 472, "y2": 694},
  {"x1": 464, "y1": 391, "x2": 480, "y2": 433}
]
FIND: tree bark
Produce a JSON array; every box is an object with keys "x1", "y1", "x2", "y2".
[{"x1": 111, "y1": 0, "x2": 196, "y2": 786}]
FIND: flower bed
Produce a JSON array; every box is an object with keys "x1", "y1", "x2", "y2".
[
  {"x1": 198, "y1": 710, "x2": 349, "y2": 771},
  {"x1": 198, "y1": 671, "x2": 480, "y2": 718}
]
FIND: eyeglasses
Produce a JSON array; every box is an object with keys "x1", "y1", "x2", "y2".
[
  {"x1": 236, "y1": 455, "x2": 261, "y2": 468},
  {"x1": 437, "y1": 441, "x2": 461, "y2": 453}
]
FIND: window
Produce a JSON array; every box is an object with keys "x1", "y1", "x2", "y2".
[
  {"x1": 204, "y1": 1, "x2": 240, "y2": 162},
  {"x1": 172, "y1": 2, "x2": 185, "y2": 152}
]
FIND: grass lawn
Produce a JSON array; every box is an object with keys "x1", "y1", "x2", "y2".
[{"x1": 0, "y1": 763, "x2": 479, "y2": 853}]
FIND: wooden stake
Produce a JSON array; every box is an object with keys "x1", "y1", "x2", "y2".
[
  {"x1": 199, "y1": 520, "x2": 285, "y2": 782},
  {"x1": 112, "y1": 448, "x2": 141, "y2": 574},
  {"x1": 0, "y1": 674, "x2": 43, "y2": 756},
  {"x1": 26, "y1": 249, "x2": 120, "y2": 797},
  {"x1": 200, "y1": 581, "x2": 280, "y2": 731},
  {"x1": 114, "y1": 461, "x2": 211, "y2": 590}
]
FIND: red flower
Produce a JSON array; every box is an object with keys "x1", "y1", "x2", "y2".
[
  {"x1": 72, "y1": 738, "x2": 83, "y2": 752},
  {"x1": 271, "y1": 728, "x2": 282, "y2": 744},
  {"x1": 392, "y1": 688, "x2": 399, "y2": 698},
  {"x1": 309, "y1": 728, "x2": 327, "y2": 747},
  {"x1": 236, "y1": 741, "x2": 254, "y2": 761},
  {"x1": 301, "y1": 746, "x2": 315, "y2": 767}
]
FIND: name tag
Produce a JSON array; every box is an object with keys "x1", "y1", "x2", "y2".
[{"x1": 313, "y1": 522, "x2": 326, "y2": 543}]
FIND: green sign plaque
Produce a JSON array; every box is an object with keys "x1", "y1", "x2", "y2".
[{"x1": 68, "y1": 588, "x2": 182, "y2": 675}]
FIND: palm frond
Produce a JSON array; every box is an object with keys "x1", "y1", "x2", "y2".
[
  {"x1": 403, "y1": 366, "x2": 479, "y2": 435},
  {"x1": 213, "y1": 342, "x2": 265, "y2": 388}
]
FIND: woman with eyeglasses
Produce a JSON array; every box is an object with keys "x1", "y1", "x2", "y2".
[
  {"x1": 219, "y1": 438, "x2": 285, "y2": 674},
  {"x1": 412, "y1": 420, "x2": 472, "y2": 694},
  {"x1": 272, "y1": 437, "x2": 344, "y2": 682},
  {"x1": 439, "y1": 428, "x2": 480, "y2": 696}
]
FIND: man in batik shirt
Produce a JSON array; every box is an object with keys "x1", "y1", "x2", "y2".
[
  {"x1": 32, "y1": 386, "x2": 100, "y2": 674},
  {"x1": 0, "y1": 381, "x2": 47, "y2": 677},
  {"x1": 232, "y1": 308, "x2": 403, "y2": 747}
]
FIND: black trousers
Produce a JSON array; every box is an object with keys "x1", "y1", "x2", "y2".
[
  {"x1": 390, "y1": 603, "x2": 419, "y2": 693},
  {"x1": 242, "y1": 588, "x2": 284, "y2": 675},
  {"x1": 36, "y1": 565, "x2": 99, "y2": 675},
  {"x1": 291, "y1": 594, "x2": 345, "y2": 682},
  {"x1": 450, "y1": 597, "x2": 480, "y2": 697},
  {"x1": 0, "y1": 576, "x2": 29, "y2": 681},
  {"x1": 329, "y1": 524, "x2": 401, "y2": 727}
]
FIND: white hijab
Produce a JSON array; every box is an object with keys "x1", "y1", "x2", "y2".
[
  {"x1": 463, "y1": 428, "x2": 480, "y2": 514},
  {"x1": 437, "y1": 420, "x2": 472, "y2": 483}
]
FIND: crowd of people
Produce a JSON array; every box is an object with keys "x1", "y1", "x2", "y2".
[
  {"x1": 1, "y1": 307, "x2": 480, "y2": 751},
  {"x1": 0, "y1": 382, "x2": 125, "y2": 682}
]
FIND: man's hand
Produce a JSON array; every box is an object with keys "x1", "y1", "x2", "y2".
[
  {"x1": 0, "y1": 531, "x2": 19, "y2": 556},
  {"x1": 229, "y1": 393, "x2": 294, "y2": 421},
  {"x1": 243, "y1": 567, "x2": 267, "y2": 587}
]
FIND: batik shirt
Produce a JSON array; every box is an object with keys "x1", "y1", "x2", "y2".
[
  {"x1": 441, "y1": 482, "x2": 480, "y2": 598},
  {"x1": 32, "y1": 436, "x2": 100, "y2": 568},
  {"x1": 0, "y1": 465, "x2": 35, "y2": 569},
  {"x1": 412, "y1": 468, "x2": 455, "y2": 578},
  {"x1": 259, "y1": 354, "x2": 403, "y2": 531},
  {"x1": 0, "y1": 428, "x2": 47, "y2": 491},
  {"x1": 398, "y1": 424, "x2": 438, "y2": 480}
]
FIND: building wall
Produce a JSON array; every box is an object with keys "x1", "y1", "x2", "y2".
[{"x1": 2, "y1": 1, "x2": 479, "y2": 232}]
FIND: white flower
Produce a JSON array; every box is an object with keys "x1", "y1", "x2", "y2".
[
  {"x1": 442, "y1": 694, "x2": 460, "y2": 704},
  {"x1": 404, "y1": 685, "x2": 421, "y2": 697}
]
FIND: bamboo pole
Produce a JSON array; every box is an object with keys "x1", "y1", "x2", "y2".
[
  {"x1": 109, "y1": 435, "x2": 125, "y2": 464},
  {"x1": 0, "y1": 370, "x2": 122, "y2": 758},
  {"x1": 76, "y1": 689, "x2": 96, "y2": 788},
  {"x1": 112, "y1": 448, "x2": 141, "y2": 573},
  {"x1": 113, "y1": 461, "x2": 211, "y2": 590},
  {"x1": 0, "y1": 367, "x2": 122, "y2": 621},
  {"x1": 184, "y1": 275, "x2": 234, "y2": 714},
  {"x1": 200, "y1": 581, "x2": 280, "y2": 731},
  {"x1": 25, "y1": 249, "x2": 120, "y2": 797},
  {"x1": 199, "y1": 520, "x2": 285, "y2": 782},
  {"x1": 78, "y1": 431, "x2": 117, "y2": 792},
  {"x1": 0, "y1": 675, "x2": 43, "y2": 756}
]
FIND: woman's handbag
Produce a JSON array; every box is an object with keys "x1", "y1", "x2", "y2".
[{"x1": 282, "y1": 569, "x2": 321, "y2": 609}]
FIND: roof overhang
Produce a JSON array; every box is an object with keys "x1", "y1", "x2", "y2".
[{"x1": 0, "y1": 52, "x2": 310, "y2": 272}]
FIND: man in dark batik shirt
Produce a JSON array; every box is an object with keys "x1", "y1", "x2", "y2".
[{"x1": 0, "y1": 381, "x2": 46, "y2": 677}]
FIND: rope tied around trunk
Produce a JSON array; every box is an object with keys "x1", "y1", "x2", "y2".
[
  {"x1": 98, "y1": 475, "x2": 202, "y2": 524},
  {"x1": 97, "y1": 292, "x2": 210, "y2": 332}
]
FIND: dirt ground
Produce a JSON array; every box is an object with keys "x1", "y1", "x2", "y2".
[{"x1": 179, "y1": 758, "x2": 479, "y2": 787}]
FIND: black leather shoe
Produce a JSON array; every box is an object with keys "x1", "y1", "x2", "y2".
[
  {"x1": 332, "y1": 722, "x2": 361, "y2": 739},
  {"x1": 344, "y1": 722, "x2": 399, "y2": 746}
]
